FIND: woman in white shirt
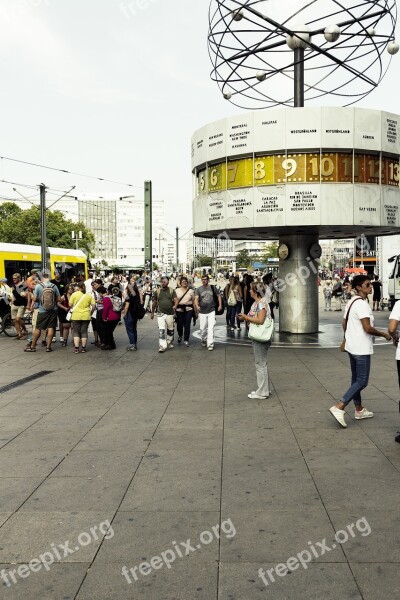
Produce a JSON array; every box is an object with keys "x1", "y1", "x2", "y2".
[{"x1": 330, "y1": 275, "x2": 391, "y2": 428}]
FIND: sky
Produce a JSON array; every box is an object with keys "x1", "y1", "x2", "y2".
[{"x1": 0, "y1": 0, "x2": 399, "y2": 236}]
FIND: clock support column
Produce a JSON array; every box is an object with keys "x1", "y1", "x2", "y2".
[{"x1": 277, "y1": 233, "x2": 319, "y2": 334}]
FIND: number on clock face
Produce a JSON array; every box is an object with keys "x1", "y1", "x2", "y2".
[
  {"x1": 275, "y1": 154, "x2": 305, "y2": 183},
  {"x1": 307, "y1": 154, "x2": 336, "y2": 182},
  {"x1": 198, "y1": 170, "x2": 207, "y2": 194},
  {"x1": 227, "y1": 158, "x2": 253, "y2": 189},
  {"x1": 208, "y1": 163, "x2": 227, "y2": 192},
  {"x1": 254, "y1": 156, "x2": 274, "y2": 185},
  {"x1": 382, "y1": 156, "x2": 400, "y2": 186}
]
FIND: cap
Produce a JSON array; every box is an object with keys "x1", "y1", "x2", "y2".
[
  {"x1": 0, "y1": 278, "x2": 8, "y2": 283},
  {"x1": 30, "y1": 269, "x2": 39, "y2": 274}
]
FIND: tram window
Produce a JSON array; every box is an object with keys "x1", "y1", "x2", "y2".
[{"x1": 4, "y1": 261, "x2": 40, "y2": 282}]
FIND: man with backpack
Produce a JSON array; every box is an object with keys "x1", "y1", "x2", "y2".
[
  {"x1": 24, "y1": 272, "x2": 60, "y2": 352},
  {"x1": 151, "y1": 275, "x2": 176, "y2": 353},
  {"x1": 194, "y1": 274, "x2": 223, "y2": 351}
]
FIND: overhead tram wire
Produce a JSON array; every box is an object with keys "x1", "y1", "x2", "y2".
[{"x1": 0, "y1": 156, "x2": 143, "y2": 190}]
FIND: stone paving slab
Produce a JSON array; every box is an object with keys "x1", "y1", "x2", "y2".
[
  {"x1": 1, "y1": 313, "x2": 400, "y2": 598},
  {"x1": 0, "y1": 564, "x2": 90, "y2": 600},
  {"x1": 0, "y1": 511, "x2": 114, "y2": 563}
]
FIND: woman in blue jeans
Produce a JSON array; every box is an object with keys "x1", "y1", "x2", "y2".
[
  {"x1": 329, "y1": 275, "x2": 391, "y2": 428},
  {"x1": 123, "y1": 281, "x2": 143, "y2": 351},
  {"x1": 238, "y1": 282, "x2": 271, "y2": 400}
]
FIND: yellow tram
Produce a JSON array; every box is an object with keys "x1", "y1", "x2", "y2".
[{"x1": 0, "y1": 243, "x2": 88, "y2": 282}]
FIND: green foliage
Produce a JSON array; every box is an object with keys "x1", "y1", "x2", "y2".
[
  {"x1": 236, "y1": 249, "x2": 252, "y2": 268},
  {"x1": 261, "y1": 242, "x2": 278, "y2": 263},
  {"x1": 0, "y1": 202, "x2": 23, "y2": 221},
  {"x1": 197, "y1": 254, "x2": 213, "y2": 267},
  {"x1": 0, "y1": 203, "x2": 95, "y2": 257}
]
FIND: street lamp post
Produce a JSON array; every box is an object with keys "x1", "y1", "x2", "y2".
[{"x1": 71, "y1": 230, "x2": 82, "y2": 250}]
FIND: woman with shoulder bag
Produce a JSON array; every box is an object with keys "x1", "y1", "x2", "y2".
[
  {"x1": 238, "y1": 282, "x2": 273, "y2": 399},
  {"x1": 123, "y1": 280, "x2": 143, "y2": 351},
  {"x1": 69, "y1": 282, "x2": 96, "y2": 353},
  {"x1": 101, "y1": 287, "x2": 122, "y2": 351},
  {"x1": 225, "y1": 276, "x2": 242, "y2": 331},
  {"x1": 57, "y1": 283, "x2": 74, "y2": 346},
  {"x1": 174, "y1": 276, "x2": 195, "y2": 346},
  {"x1": 329, "y1": 275, "x2": 392, "y2": 428}
]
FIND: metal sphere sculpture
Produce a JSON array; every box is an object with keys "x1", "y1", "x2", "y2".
[{"x1": 208, "y1": 0, "x2": 398, "y2": 108}]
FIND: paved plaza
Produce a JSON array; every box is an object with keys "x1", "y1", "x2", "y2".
[{"x1": 0, "y1": 310, "x2": 399, "y2": 599}]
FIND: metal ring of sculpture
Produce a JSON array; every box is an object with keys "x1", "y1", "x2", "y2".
[{"x1": 208, "y1": 0, "x2": 398, "y2": 109}]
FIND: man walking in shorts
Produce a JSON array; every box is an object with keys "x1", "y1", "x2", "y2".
[{"x1": 24, "y1": 272, "x2": 60, "y2": 352}]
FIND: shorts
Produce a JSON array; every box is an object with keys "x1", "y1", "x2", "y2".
[
  {"x1": 373, "y1": 295, "x2": 381, "y2": 302},
  {"x1": 36, "y1": 311, "x2": 58, "y2": 331},
  {"x1": 11, "y1": 305, "x2": 26, "y2": 319},
  {"x1": 71, "y1": 320, "x2": 90, "y2": 339}
]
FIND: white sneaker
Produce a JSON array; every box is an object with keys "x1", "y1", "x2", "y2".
[
  {"x1": 248, "y1": 392, "x2": 268, "y2": 399},
  {"x1": 158, "y1": 346, "x2": 165, "y2": 353},
  {"x1": 355, "y1": 407, "x2": 374, "y2": 420},
  {"x1": 60, "y1": 337, "x2": 64, "y2": 342},
  {"x1": 167, "y1": 343, "x2": 174, "y2": 349},
  {"x1": 208, "y1": 345, "x2": 214, "y2": 351},
  {"x1": 183, "y1": 341, "x2": 189, "y2": 347},
  {"x1": 329, "y1": 406, "x2": 347, "y2": 428},
  {"x1": 201, "y1": 340, "x2": 207, "y2": 347}
]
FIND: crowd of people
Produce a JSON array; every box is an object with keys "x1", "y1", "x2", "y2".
[
  {"x1": 1, "y1": 268, "x2": 399, "y2": 441},
  {"x1": 322, "y1": 273, "x2": 384, "y2": 312}
]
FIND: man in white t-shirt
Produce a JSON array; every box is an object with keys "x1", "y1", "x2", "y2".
[
  {"x1": 329, "y1": 275, "x2": 391, "y2": 428},
  {"x1": 388, "y1": 302, "x2": 400, "y2": 443}
]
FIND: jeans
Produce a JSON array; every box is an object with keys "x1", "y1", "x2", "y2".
[
  {"x1": 199, "y1": 311, "x2": 216, "y2": 347},
  {"x1": 235, "y1": 301, "x2": 243, "y2": 327},
  {"x1": 176, "y1": 310, "x2": 192, "y2": 342},
  {"x1": 227, "y1": 304, "x2": 238, "y2": 327},
  {"x1": 342, "y1": 353, "x2": 371, "y2": 407},
  {"x1": 157, "y1": 314, "x2": 174, "y2": 349},
  {"x1": 124, "y1": 312, "x2": 138, "y2": 345},
  {"x1": 325, "y1": 296, "x2": 331, "y2": 309},
  {"x1": 252, "y1": 340, "x2": 271, "y2": 397}
]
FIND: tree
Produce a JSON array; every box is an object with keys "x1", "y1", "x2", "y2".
[
  {"x1": 236, "y1": 249, "x2": 252, "y2": 268},
  {"x1": 0, "y1": 203, "x2": 95, "y2": 257},
  {"x1": 261, "y1": 242, "x2": 278, "y2": 264},
  {"x1": 0, "y1": 202, "x2": 23, "y2": 222},
  {"x1": 197, "y1": 254, "x2": 213, "y2": 267}
]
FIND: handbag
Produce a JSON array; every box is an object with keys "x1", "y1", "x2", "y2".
[
  {"x1": 249, "y1": 318, "x2": 274, "y2": 342},
  {"x1": 66, "y1": 292, "x2": 86, "y2": 322},
  {"x1": 137, "y1": 303, "x2": 146, "y2": 320},
  {"x1": 340, "y1": 297, "x2": 362, "y2": 352},
  {"x1": 211, "y1": 285, "x2": 225, "y2": 315}
]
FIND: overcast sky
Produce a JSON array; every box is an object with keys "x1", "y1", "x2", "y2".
[{"x1": 0, "y1": 0, "x2": 398, "y2": 236}]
